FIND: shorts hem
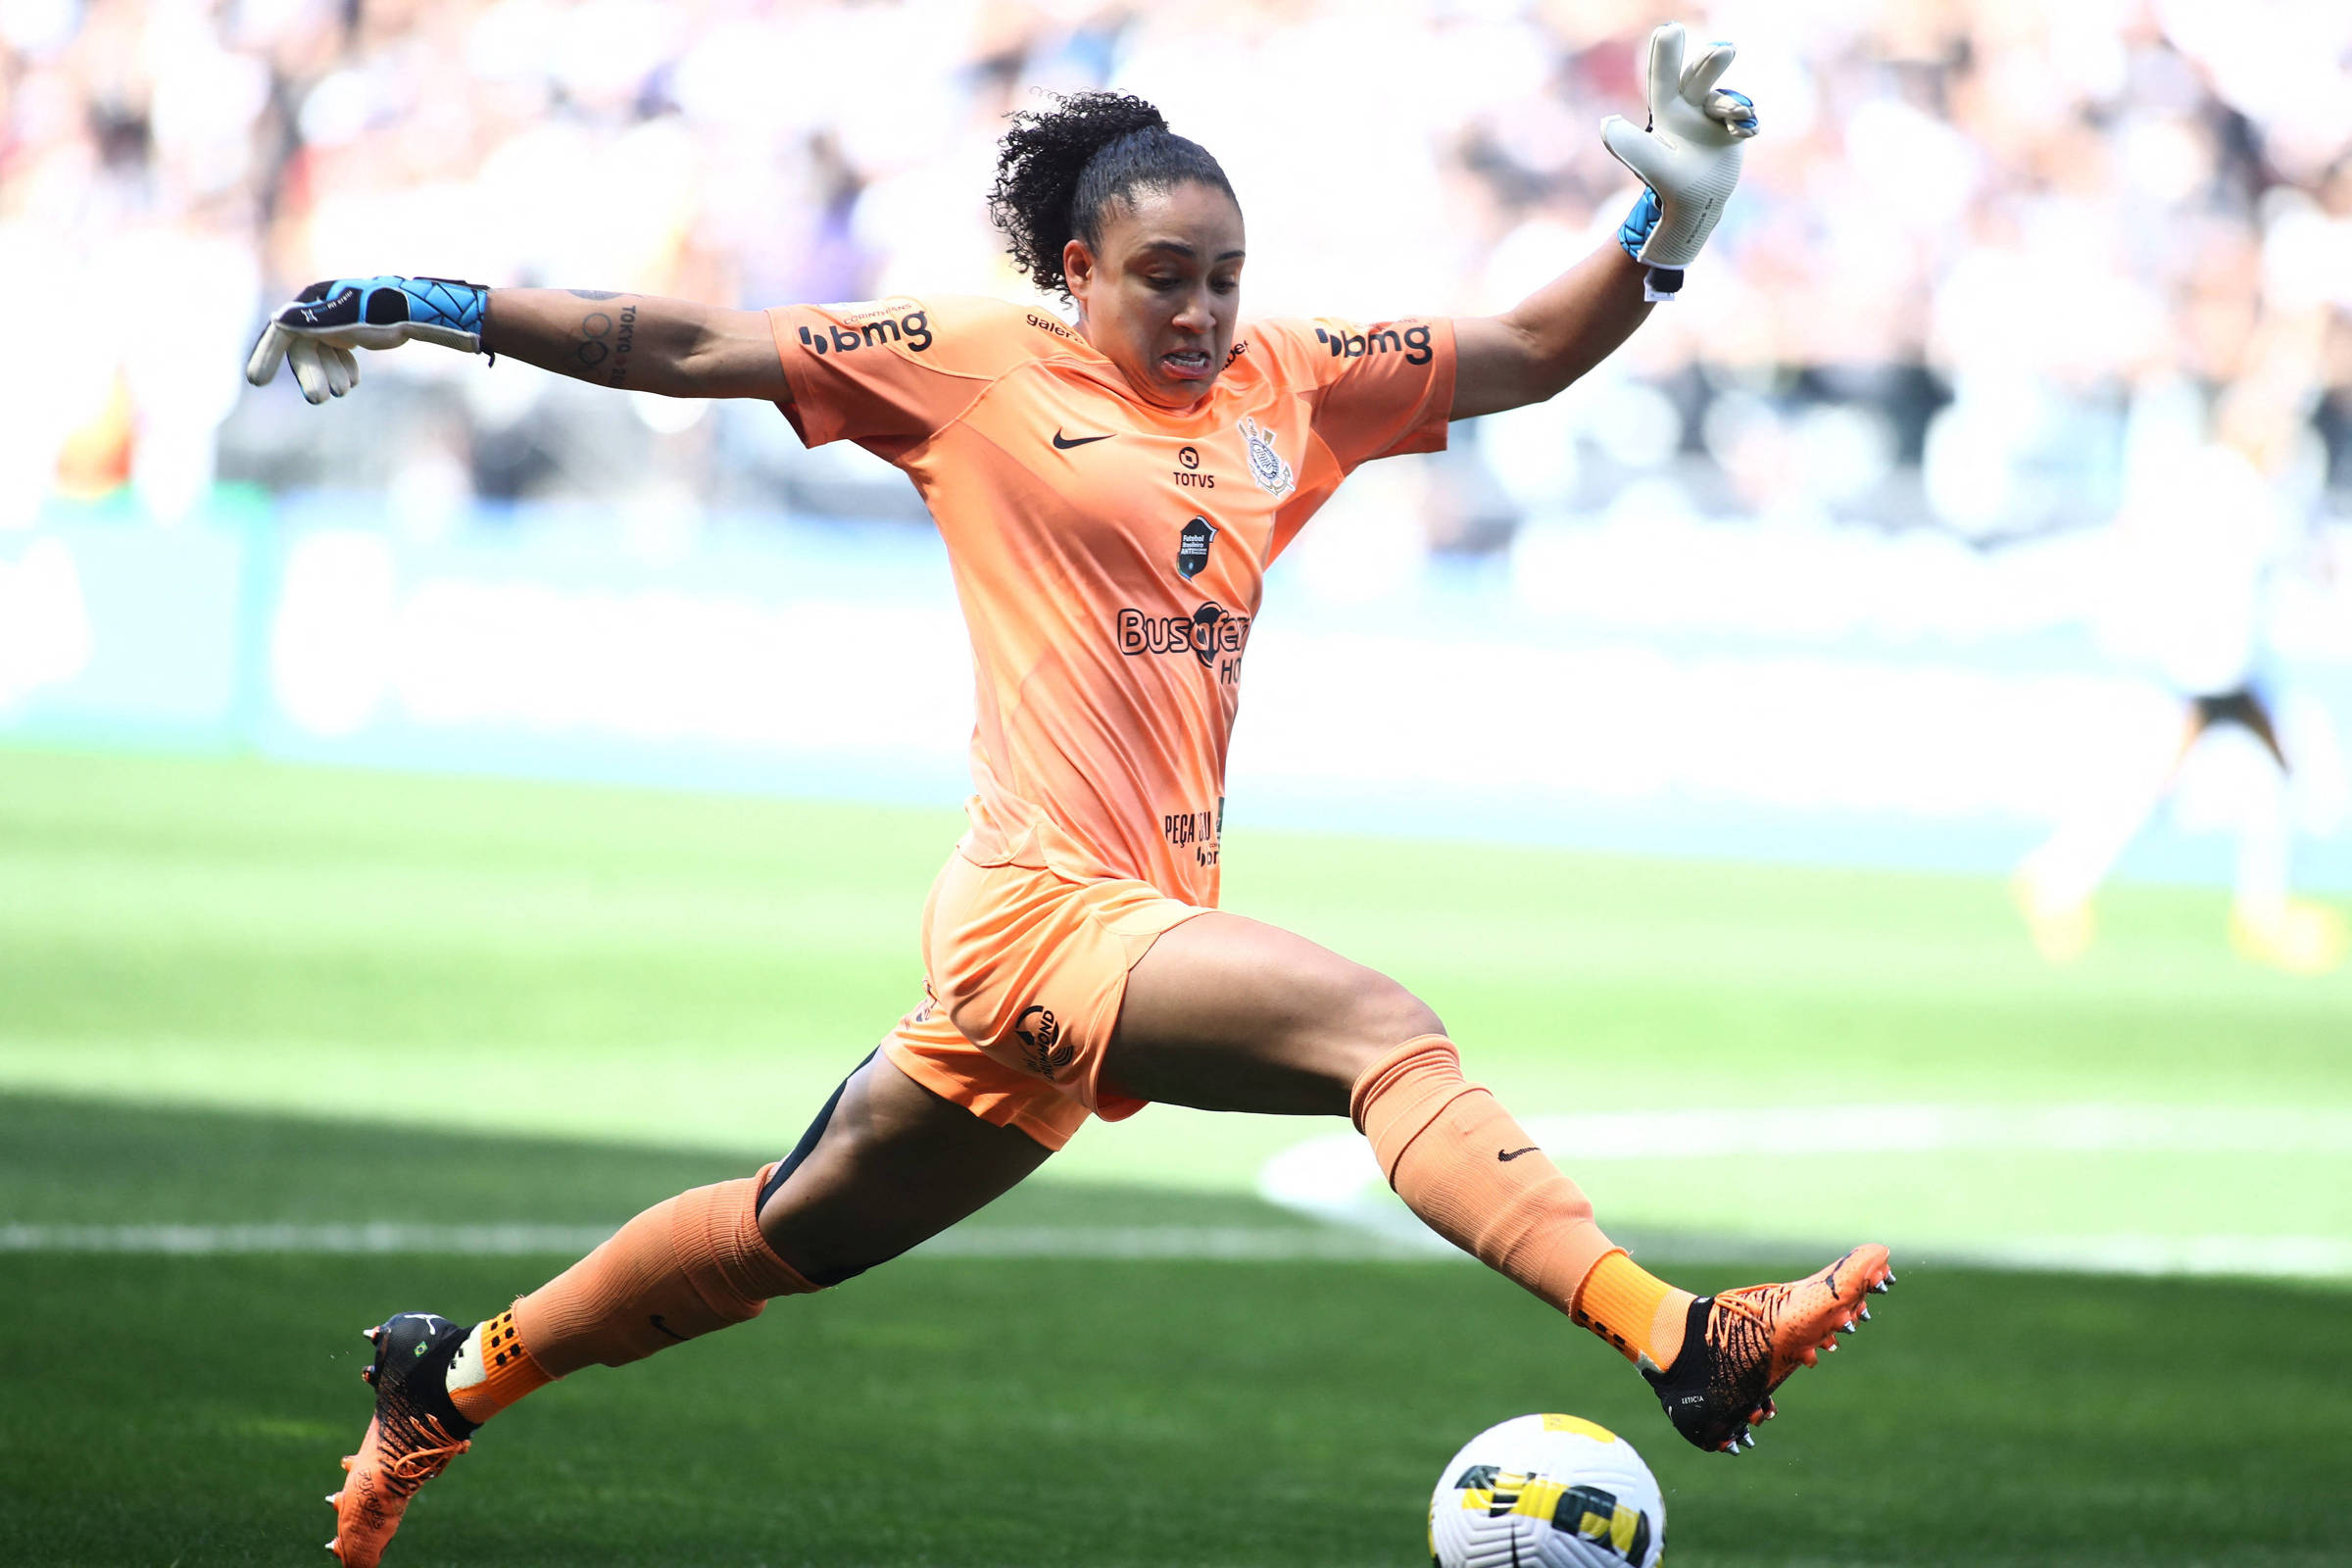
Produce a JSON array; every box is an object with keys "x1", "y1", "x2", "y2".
[{"x1": 879, "y1": 1035, "x2": 1082, "y2": 1152}]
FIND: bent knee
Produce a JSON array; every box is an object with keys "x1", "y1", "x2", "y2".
[{"x1": 1331, "y1": 971, "x2": 1445, "y2": 1055}]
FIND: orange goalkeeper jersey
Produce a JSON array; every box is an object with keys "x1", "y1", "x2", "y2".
[{"x1": 768, "y1": 295, "x2": 1456, "y2": 907}]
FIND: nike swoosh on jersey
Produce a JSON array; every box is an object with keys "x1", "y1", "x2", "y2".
[{"x1": 1052, "y1": 430, "x2": 1114, "y2": 449}]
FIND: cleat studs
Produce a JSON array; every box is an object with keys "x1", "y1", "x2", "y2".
[
  {"x1": 341, "y1": 1457, "x2": 355, "y2": 1472},
  {"x1": 1838, "y1": 1319, "x2": 1856, "y2": 1334},
  {"x1": 1741, "y1": 1431, "x2": 1756, "y2": 1448},
  {"x1": 1860, "y1": 1305, "x2": 1872, "y2": 1321}
]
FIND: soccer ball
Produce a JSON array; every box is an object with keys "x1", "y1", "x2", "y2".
[{"x1": 1427, "y1": 1413, "x2": 1665, "y2": 1568}]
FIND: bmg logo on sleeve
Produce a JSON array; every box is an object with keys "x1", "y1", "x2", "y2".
[
  {"x1": 798, "y1": 305, "x2": 933, "y2": 357},
  {"x1": 1314, "y1": 321, "x2": 1433, "y2": 366}
]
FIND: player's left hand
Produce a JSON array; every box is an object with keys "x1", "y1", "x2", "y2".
[
  {"x1": 1600, "y1": 24, "x2": 1758, "y2": 285},
  {"x1": 244, "y1": 275, "x2": 489, "y2": 404}
]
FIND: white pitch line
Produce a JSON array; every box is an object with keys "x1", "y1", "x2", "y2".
[
  {"x1": 1271, "y1": 1103, "x2": 2352, "y2": 1180},
  {"x1": 2, "y1": 1221, "x2": 2347, "y2": 1281},
  {"x1": 0, "y1": 1222, "x2": 621, "y2": 1255},
  {"x1": 1255, "y1": 1103, "x2": 2352, "y2": 1232},
  {"x1": 0, "y1": 1221, "x2": 1425, "y2": 1262}
]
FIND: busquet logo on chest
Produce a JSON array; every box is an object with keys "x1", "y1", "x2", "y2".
[{"x1": 1115, "y1": 603, "x2": 1250, "y2": 684}]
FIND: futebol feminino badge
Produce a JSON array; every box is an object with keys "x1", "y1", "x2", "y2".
[{"x1": 1177, "y1": 515, "x2": 1216, "y2": 579}]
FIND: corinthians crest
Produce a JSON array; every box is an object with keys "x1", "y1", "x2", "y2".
[{"x1": 1238, "y1": 415, "x2": 1295, "y2": 500}]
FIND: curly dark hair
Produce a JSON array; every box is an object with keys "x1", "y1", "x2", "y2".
[{"x1": 988, "y1": 90, "x2": 1239, "y2": 300}]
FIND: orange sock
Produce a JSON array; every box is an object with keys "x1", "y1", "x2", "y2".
[
  {"x1": 506, "y1": 1172, "x2": 819, "y2": 1381},
  {"x1": 446, "y1": 1307, "x2": 553, "y2": 1424},
  {"x1": 1572, "y1": 1250, "x2": 1695, "y2": 1372},
  {"x1": 1349, "y1": 1036, "x2": 1692, "y2": 1369}
]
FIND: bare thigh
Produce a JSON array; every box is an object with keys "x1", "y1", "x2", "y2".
[
  {"x1": 1103, "y1": 910, "x2": 1443, "y2": 1117},
  {"x1": 756, "y1": 1051, "x2": 1054, "y2": 1282}
]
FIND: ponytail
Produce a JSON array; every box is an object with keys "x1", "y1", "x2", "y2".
[{"x1": 988, "y1": 90, "x2": 1238, "y2": 299}]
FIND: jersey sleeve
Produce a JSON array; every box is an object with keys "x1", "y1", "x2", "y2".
[
  {"x1": 1248, "y1": 315, "x2": 1457, "y2": 473},
  {"x1": 765, "y1": 295, "x2": 1053, "y2": 462}
]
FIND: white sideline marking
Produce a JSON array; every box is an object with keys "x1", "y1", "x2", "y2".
[
  {"x1": 0, "y1": 1223, "x2": 621, "y2": 1255},
  {"x1": 1, "y1": 1221, "x2": 2347, "y2": 1280},
  {"x1": 1250, "y1": 1102, "x2": 2352, "y2": 1281},
  {"x1": 1255, "y1": 1103, "x2": 2352, "y2": 1228},
  {"x1": 1264, "y1": 1103, "x2": 2352, "y2": 1190},
  {"x1": 0, "y1": 1221, "x2": 1427, "y2": 1262}
]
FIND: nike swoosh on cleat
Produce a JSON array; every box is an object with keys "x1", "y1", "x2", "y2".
[
  {"x1": 1496, "y1": 1146, "x2": 1540, "y2": 1161},
  {"x1": 1052, "y1": 430, "x2": 1113, "y2": 449}
]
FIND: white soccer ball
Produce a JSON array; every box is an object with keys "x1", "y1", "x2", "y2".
[{"x1": 1428, "y1": 1413, "x2": 1666, "y2": 1568}]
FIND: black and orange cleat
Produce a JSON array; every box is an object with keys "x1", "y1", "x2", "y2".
[
  {"x1": 1642, "y1": 1245, "x2": 1893, "y2": 1454},
  {"x1": 325, "y1": 1313, "x2": 478, "y2": 1566}
]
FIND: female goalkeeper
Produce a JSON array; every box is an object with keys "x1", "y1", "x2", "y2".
[{"x1": 248, "y1": 28, "x2": 1890, "y2": 1568}]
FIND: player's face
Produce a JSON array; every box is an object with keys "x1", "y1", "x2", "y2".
[{"x1": 1064, "y1": 180, "x2": 1245, "y2": 408}]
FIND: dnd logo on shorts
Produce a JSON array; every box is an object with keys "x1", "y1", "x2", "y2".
[
  {"x1": 1014, "y1": 1004, "x2": 1075, "y2": 1079},
  {"x1": 1177, "y1": 516, "x2": 1216, "y2": 579}
]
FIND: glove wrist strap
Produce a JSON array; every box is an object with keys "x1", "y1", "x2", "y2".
[
  {"x1": 1642, "y1": 267, "x2": 1684, "y2": 304},
  {"x1": 402, "y1": 277, "x2": 490, "y2": 351}
]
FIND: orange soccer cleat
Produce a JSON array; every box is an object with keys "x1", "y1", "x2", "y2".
[
  {"x1": 1642, "y1": 1245, "x2": 1893, "y2": 1454},
  {"x1": 326, "y1": 1313, "x2": 478, "y2": 1567}
]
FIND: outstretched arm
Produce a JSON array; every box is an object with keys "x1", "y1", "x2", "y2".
[
  {"x1": 1450, "y1": 248, "x2": 1651, "y2": 421},
  {"x1": 246, "y1": 276, "x2": 789, "y2": 404},
  {"x1": 1448, "y1": 22, "x2": 1757, "y2": 422},
  {"x1": 483, "y1": 289, "x2": 786, "y2": 400}
]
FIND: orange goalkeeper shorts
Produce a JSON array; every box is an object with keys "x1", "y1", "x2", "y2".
[{"x1": 877, "y1": 852, "x2": 1212, "y2": 1151}]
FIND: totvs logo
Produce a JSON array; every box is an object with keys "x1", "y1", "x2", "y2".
[{"x1": 798, "y1": 306, "x2": 933, "y2": 357}]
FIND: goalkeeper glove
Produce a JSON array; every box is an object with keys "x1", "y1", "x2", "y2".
[
  {"x1": 244, "y1": 275, "x2": 490, "y2": 404},
  {"x1": 1602, "y1": 23, "x2": 1759, "y2": 302}
]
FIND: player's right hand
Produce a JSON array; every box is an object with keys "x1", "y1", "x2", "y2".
[{"x1": 245, "y1": 275, "x2": 489, "y2": 404}]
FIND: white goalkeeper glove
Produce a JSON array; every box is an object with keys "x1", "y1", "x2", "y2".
[
  {"x1": 244, "y1": 275, "x2": 490, "y2": 404},
  {"x1": 1601, "y1": 23, "x2": 1759, "y2": 302}
]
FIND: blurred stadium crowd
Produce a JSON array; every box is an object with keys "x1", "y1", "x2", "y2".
[{"x1": 5, "y1": 0, "x2": 2351, "y2": 554}]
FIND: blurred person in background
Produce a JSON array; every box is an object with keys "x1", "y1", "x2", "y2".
[
  {"x1": 2015, "y1": 336, "x2": 2348, "y2": 973},
  {"x1": 9, "y1": 1, "x2": 2351, "y2": 543},
  {"x1": 244, "y1": 31, "x2": 1902, "y2": 1568}
]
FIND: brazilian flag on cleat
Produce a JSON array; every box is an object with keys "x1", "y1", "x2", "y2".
[{"x1": 327, "y1": 1312, "x2": 479, "y2": 1568}]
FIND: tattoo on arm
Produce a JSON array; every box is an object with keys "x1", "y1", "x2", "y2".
[
  {"x1": 571, "y1": 304, "x2": 638, "y2": 387},
  {"x1": 565, "y1": 289, "x2": 623, "y2": 300}
]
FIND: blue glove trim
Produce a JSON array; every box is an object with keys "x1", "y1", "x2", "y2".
[
  {"x1": 402, "y1": 276, "x2": 488, "y2": 336},
  {"x1": 1617, "y1": 187, "x2": 1661, "y2": 264},
  {"x1": 288, "y1": 275, "x2": 487, "y2": 343},
  {"x1": 1714, "y1": 90, "x2": 1760, "y2": 136}
]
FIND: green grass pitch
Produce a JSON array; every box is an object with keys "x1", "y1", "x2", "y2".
[{"x1": 2, "y1": 747, "x2": 2347, "y2": 1565}]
